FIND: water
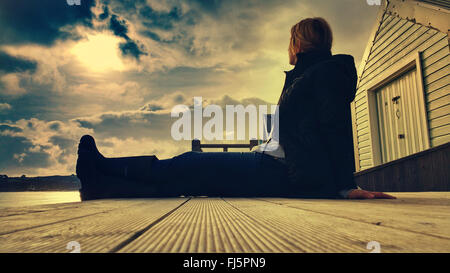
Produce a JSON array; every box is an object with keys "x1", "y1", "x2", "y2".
[{"x1": 0, "y1": 191, "x2": 81, "y2": 208}]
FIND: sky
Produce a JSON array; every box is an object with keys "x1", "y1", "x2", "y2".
[{"x1": 0, "y1": 0, "x2": 380, "y2": 176}]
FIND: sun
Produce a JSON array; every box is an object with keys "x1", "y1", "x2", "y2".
[{"x1": 71, "y1": 33, "x2": 125, "y2": 72}]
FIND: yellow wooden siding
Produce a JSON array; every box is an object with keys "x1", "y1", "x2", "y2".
[{"x1": 354, "y1": 14, "x2": 450, "y2": 170}]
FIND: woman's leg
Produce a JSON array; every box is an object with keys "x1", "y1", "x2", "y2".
[
  {"x1": 76, "y1": 135, "x2": 289, "y2": 198},
  {"x1": 151, "y1": 151, "x2": 289, "y2": 197},
  {"x1": 76, "y1": 136, "x2": 160, "y2": 200}
]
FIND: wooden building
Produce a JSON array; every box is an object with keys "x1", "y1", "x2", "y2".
[{"x1": 352, "y1": 0, "x2": 449, "y2": 191}]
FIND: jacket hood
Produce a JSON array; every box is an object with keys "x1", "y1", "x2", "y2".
[
  {"x1": 330, "y1": 54, "x2": 358, "y2": 103},
  {"x1": 282, "y1": 49, "x2": 358, "y2": 104}
]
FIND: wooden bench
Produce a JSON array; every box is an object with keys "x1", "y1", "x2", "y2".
[{"x1": 191, "y1": 139, "x2": 260, "y2": 152}]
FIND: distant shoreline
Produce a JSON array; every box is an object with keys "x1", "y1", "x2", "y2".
[
  {"x1": 0, "y1": 190, "x2": 80, "y2": 192},
  {"x1": 0, "y1": 175, "x2": 81, "y2": 192}
]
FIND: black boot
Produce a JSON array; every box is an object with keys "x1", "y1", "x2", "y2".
[
  {"x1": 76, "y1": 135, "x2": 105, "y2": 200},
  {"x1": 76, "y1": 135, "x2": 161, "y2": 200}
]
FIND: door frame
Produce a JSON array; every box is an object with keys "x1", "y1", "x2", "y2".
[{"x1": 364, "y1": 51, "x2": 430, "y2": 166}]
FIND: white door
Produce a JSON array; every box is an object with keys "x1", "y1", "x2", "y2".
[{"x1": 376, "y1": 68, "x2": 429, "y2": 163}]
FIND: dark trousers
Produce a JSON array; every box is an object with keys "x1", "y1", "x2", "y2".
[
  {"x1": 85, "y1": 151, "x2": 341, "y2": 199},
  {"x1": 91, "y1": 151, "x2": 290, "y2": 198},
  {"x1": 151, "y1": 151, "x2": 290, "y2": 197}
]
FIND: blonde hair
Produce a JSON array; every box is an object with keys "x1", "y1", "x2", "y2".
[{"x1": 289, "y1": 17, "x2": 333, "y2": 59}]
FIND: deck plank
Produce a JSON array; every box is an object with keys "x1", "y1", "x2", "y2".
[
  {"x1": 119, "y1": 197, "x2": 299, "y2": 253},
  {"x1": 0, "y1": 198, "x2": 188, "y2": 253},
  {"x1": 222, "y1": 197, "x2": 450, "y2": 253},
  {"x1": 122, "y1": 197, "x2": 450, "y2": 253},
  {"x1": 0, "y1": 199, "x2": 156, "y2": 235},
  {"x1": 257, "y1": 192, "x2": 450, "y2": 239}
]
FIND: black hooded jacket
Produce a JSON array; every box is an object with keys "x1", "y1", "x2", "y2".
[{"x1": 277, "y1": 48, "x2": 358, "y2": 198}]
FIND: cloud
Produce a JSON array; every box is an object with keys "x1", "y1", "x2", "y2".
[
  {"x1": 71, "y1": 81, "x2": 147, "y2": 105},
  {"x1": 139, "y1": 4, "x2": 183, "y2": 31},
  {"x1": 0, "y1": 93, "x2": 276, "y2": 176},
  {"x1": 98, "y1": 3, "x2": 110, "y2": 21},
  {"x1": 0, "y1": 0, "x2": 96, "y2": 46},
  {"x1": 0, "y1": 124, "x2": 21, "y2": 133},
  {"x1": 0, "y1": 103, "x2": 11, "y2": 112},
  {"x1": 0, "y1": 74, "x2": 27, "y2": 96},
  {"x1": 120, "y1": 0, "x2": 377, "y2": 71},
  {"x1": 0, "y1": 118, "x2": 93, "y2": 176},
  {"x1": 139, "y1": 91, "x2": 189, "y2": 113},
  {"x1": 0, "y1": 51, "x2": 37, "y2": 97},
  {"x1": 95, "y1": 136, "x2": 189, "y2": 159},
  {"x1": 109, "y1": 14, "x2": 148, "y2": 60},
  {"x1": 0, "y1": 42, "x2": 80, "y2": 95},
  {"x1": 74, "y1": 94, "x2": 273, "y2": 147},
  {"x1": 0, "y1": 133, "x2": 51, "y2": 169},
  {"x1": 0, "y1": 51, "x2": 37, "y2": 73},
  {"x1": 109, "y1": 14, "x2": 129, "y2": 39},
  {"x1": 119, "y1": 40, "x2": 147, "y2": 60},
  {"x1": 73, "y1": 109, "x2": 171, "y2": 142},
  {"x1": 207, "y1": 95, "x2": 275, "y2": 109}
]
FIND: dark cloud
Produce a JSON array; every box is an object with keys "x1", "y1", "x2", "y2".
[
  {"x1": 106, "y1": 0, "x2": 141, "y2": 15},
  {"x1": 109, "y1": 14, "x2": 147, "y2": 59},
  {"x1": 0, "y1": 117, "x2": 91, "y2": 176},
  {"x1": 110, "y1": 14, "x2": 129, "y2": 39},
  {"x1": 0, "y1": 85, "x2": 57, "y2": 122},
  {"x1": 49, "y1": 135, "x2": 77, "y2": 164},
  {"x1": 74, "y1": 111, "x2": 170, "y2": 140},
  {"x1": 138, "y1": 1, "x2": 264, "y2": 56},
  {"x1": 139, "y1": 104, "x2": 164, "y2": 112},
  {"x1": 145, "y1": 66, "x2": 222, "y2": 91},
  {"x1": 0, "y1": 51, "x2": 37, "y2": 73},
  {"x1": 139, "y1": 6, "x2": 183, "y2": 30},
  {"x1": 119, "y1": 40, "x2": 147, "y2": 60},
  {"x1": 48, "y1": 121, "x2": 63, "y2": 131},
  {"x1": 0, "y1": 134, "x2": 51, "y2": 174},
  {"x1": 0, "y1": 0, "x2": 96, "y2": 45},
  {"x1": 0, "y1": 124, "x2": 22, "y2": 133},
  {"x1": 74, "y1": 95, "x2": 273, "y2": 143},
  {"x1": 108, "y1": 0, "x2": 198, "y2": 50},
  {"x1": 138, "y1": 8, "x2": 198, "y2": 46},
  {"x1": 209, "y1": 95, "x2": 272, "y2": 108},
  {"x1": 140, "y1": 30, "x2": 162, "y2": 42},
  {"x1": 98, "y1": 4, "x2": 110, "y2": 21},
  {"x1": 187, "y1": 0, "x2": 223, "y2": 15},
  {"x1": 50, "y1": 135, "x2": 75, "y2": 149}
]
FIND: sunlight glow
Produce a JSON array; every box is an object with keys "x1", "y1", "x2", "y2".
[{"x1": 71, "y1": 33, "x2": 125, "y2": 72}]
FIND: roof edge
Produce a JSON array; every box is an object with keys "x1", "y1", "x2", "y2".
[
  {"x1": 387, "y1": 0, "x2": 450, "y2": 33},
  {"x1": 356, "y1": 0, "x2": 388, "y2": 86},
  {"x1": 357, "y1": 0, "x2": 449, "y2": 85}
]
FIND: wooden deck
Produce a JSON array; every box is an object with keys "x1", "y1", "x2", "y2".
[{"x1": 0, "y1": 192, "x2": 449, "y2": 253}]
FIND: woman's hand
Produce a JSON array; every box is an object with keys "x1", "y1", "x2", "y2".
[{"x1": 347, "y1": 189, "x2": 396, "y2": 199}]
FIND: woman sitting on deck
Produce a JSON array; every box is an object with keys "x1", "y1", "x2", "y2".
[{"x1": 76, "y1": 17, "x2": 395, "y2": 201}]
